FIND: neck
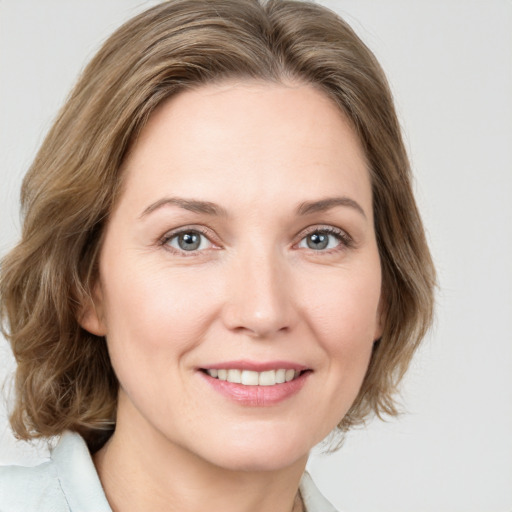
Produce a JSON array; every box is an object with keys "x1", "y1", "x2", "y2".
[{"x1": 93, "y1": 399, "x2": 307, "y2": 512}]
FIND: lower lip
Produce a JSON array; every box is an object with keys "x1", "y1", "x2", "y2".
[{"x1": 199, "y1": 371, "x2": 310, "y2": 406}]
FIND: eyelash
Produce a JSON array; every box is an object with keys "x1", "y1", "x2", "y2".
[
  {"x1": 159, "y1": 226, "x2": 217, "y2": 257},
  {"x1": 297, "y1": 226, "x2": 353, "y2": 253},
  {"x1": 159, "y1": 225, "x2": 353, "y2": 256}
]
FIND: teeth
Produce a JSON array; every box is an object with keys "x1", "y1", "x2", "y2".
[
  {"x1": 206, "y1": 368, "x2": 301, "y2": 386},
  {"x1": 241, "y1": 370, "x2": 259, "y2": 386},
  {"x1": 227, "y1": 369, "x2": 241, "y2": 384},
  {"x1": 259, "y1": 370, "x2": 275, "y2": 386}
]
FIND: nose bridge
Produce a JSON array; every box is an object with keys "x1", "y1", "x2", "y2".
[{"x1": 222, "y1": 241, "x2": 295, "y2": 337}]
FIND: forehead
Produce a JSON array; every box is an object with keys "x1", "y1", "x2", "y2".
[{"x1": 119, "y1": 80, "x2": 372, "y2": 216}]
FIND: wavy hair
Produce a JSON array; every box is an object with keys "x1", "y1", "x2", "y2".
[{"x1": 0, "y1": 0, "x2": 435, "y2": 452}]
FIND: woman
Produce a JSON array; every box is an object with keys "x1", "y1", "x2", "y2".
[{"x1": 0, "y1": 1, "x2": 435, "y2": 511}]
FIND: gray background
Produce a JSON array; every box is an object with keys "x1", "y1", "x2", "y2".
[{"x1": 1, "y1": 1, "x2": 511, "y2": 511}]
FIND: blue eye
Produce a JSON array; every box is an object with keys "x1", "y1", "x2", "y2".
[
  {"x1": 166, "y1": 230, "x2": 212, "y2": 252},
  {"x1": 298, "y1": 229, "x2": 347, "y2": 251}
]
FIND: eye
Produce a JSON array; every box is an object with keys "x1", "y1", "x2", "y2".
[
  {"x1": 164, "y1": 230, "x2": 213, "y2": 252},
  {"x1": 297, "y1": 228, "x2": 350, "y2": 251}
]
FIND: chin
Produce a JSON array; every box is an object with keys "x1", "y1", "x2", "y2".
[
  {"x1": 189, "y1": 426, "x2": 317, "y2": 473},
  {"x1": 209, "y1": 447, "x2": 307, "y2": 473}
]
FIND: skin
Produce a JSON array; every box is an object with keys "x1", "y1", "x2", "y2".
[{"x1": 81, "y1": 81, "x2": 383, "y2": 512}]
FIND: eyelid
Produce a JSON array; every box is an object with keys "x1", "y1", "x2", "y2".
[
  {"x1": 158, "y1": 223, "x2": 353, "y2": 256},
  {"x1": 159, "y1": 225, "x2": 220, "y2": 254},
  {"x1": 294, "y1": 224, "x2": 354, "y2": 250}
]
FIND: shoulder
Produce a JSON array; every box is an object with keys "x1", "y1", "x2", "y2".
[
  {"x1": 300, "y1": 471, "x2": 340, "y2": 512},
  {"x1": 0, "y1": 458, "x2": 70, "y2": 511},
  {"x1": 0, "y1": 431, "x2": 111, "y2": 512}
]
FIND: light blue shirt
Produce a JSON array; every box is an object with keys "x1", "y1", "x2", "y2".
[{"x1": 0, "y1": 431, "x2": 338, "y2": 511}]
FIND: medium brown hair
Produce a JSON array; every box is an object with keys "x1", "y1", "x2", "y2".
[{"x1": 1, "y1": 0, "x2": 435, "y2": 452}]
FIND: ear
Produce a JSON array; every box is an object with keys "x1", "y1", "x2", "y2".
[
  {"x1": 373, "y1": 292, "x2": 387, "y2": 342},
  {"x1": 78, "y1": 283, "x2": 107, "y2": 336}
]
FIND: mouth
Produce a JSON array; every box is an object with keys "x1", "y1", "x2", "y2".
[
  {"x1": 200, "y1": 368, "x2": 307, "y2": 386},
  {"x1": 198, "y1": 361, "x2": 311, "y2": 405}
]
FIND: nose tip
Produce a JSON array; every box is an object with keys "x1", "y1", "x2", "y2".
[
  {"x1": 221, "y1": 255, "x2": 296, "y2": 339},
  {"x1": 229, "y1": 305, "x2": 291, "y2": 338}
]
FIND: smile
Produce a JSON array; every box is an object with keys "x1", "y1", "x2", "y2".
[
  {"x1": 199, "y1": 361, "x2": 311, "y2": 405},
  {"x1": 204, "y1": 368, "x2": 301, "y2": 386}
]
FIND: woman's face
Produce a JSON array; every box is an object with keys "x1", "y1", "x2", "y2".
[{"x1": 84, "y1": 81, "x2": 383, "y2": 471}]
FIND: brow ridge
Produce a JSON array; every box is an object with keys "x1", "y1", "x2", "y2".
[
  {"x1": 296, "y1": 197, "x2": 367, "y2": 218},
  {"x1": 141, "y1": 195, "x2": 366, "y2": 219},
  {"x1": 140, "y1": 197, "x2": 228, "y2": 218}
]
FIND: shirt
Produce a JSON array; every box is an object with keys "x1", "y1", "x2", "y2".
[{"x1": 0, "y1": 431, "x2": 338, "y2": 511}]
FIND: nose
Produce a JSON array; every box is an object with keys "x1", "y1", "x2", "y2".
[{"x1": 221, "y1": 247, "x2": 297, "y2": 339}]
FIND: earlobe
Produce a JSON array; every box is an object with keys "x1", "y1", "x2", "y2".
[
  {"x1": 78, "y1": 285, "x2": 107, "y2": 336},
  {"x1": 374, "y1": 294, "x2": 386, "y2": 342}
]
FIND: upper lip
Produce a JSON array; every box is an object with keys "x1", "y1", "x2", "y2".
[{"x1": 199, "y1": 360, "x2": 309, "y2": 372}]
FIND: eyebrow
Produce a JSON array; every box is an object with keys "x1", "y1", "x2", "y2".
[
  {"x1": 140, "y1": 195, "x2": 366, "y2": 220},
  {"x1": 296, "y1": 197, "x2": 367, "y2": 219},
  {"x1": 140, "y1": 197, "x2": 228, "y2": 218}
]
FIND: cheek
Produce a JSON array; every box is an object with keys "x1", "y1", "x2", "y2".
[
  {"x1": 302, "y1": 267, "x2": 381, "y2": 342},
  {"x1": 100, "y1": 262, "x2": 220, "y2": 377},
  {"x1": 299, "y1": 260, "x2": 382, "y2": 379}
]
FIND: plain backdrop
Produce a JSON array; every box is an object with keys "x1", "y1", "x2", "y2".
[{"x1": 1, "y1": 1, "x2": 511, "y2": 511}]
